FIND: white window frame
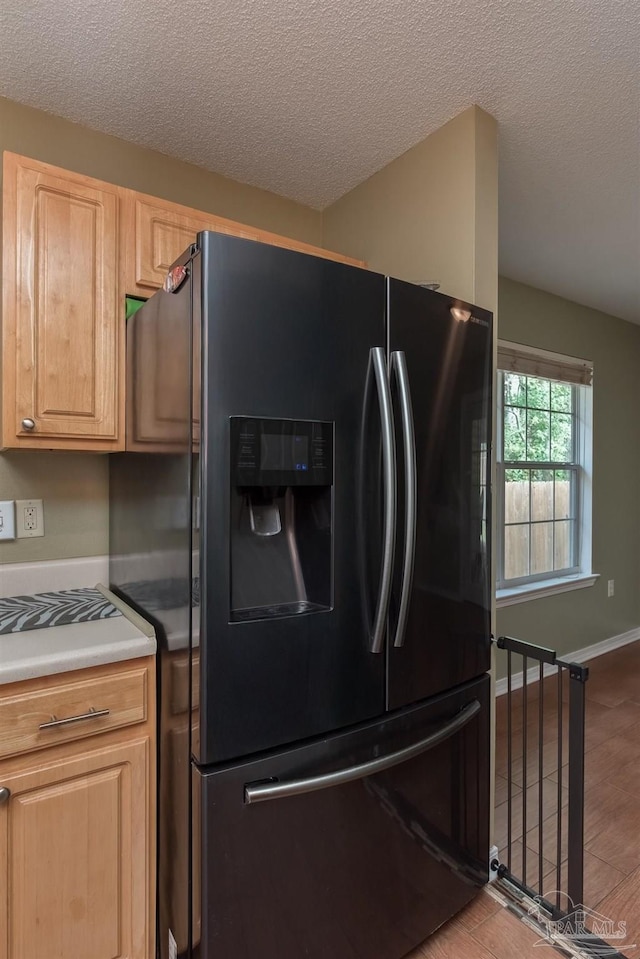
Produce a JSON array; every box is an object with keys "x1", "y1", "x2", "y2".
[{"x1": 496, "y1": 342, "x2": 597, "y2": 607}]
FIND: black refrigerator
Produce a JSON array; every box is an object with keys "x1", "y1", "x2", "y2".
[{"x1": 109, "y1": 232, "x2": 492, "y2": 959}]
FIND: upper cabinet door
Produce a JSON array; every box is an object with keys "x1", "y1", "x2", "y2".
[
  {"x1": 123, "y1": 192, "x2": 365, "y2": 296},
  {"x1": 124, "y1": 195, "x2": 259, "y2": 295},
  {"x1": 2, "y1": 153, "x2": 124, "y2": 450}
]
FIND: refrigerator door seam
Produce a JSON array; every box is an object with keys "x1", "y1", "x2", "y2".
[
  {"x1": 244, "y1": 698, "x2": 481, "y2": 804},
  {"x1": 390, "y1": 350, "x2": 417, "y2": 648},
  {"x1": 369, "y1": 346, "x2": 397, "y2": 654}
]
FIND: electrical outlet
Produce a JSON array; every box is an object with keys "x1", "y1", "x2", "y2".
[
  {"x1": 607, "y1": 579, "x2": 615, "y2": 598},
  {"x1": 15, "y1": 499, "x2": 44, "y2": 538},
  {"x1": 0, "y1": 501, "x2": 16, "y2": 541}
]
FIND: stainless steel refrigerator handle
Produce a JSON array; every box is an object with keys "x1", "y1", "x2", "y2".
[
  {"x1": 391, "y1": 350, "x2": 417, "y2": 648},
  {"x1": 244, "y1": 699, "x2": 481, "y2": 805},
  {"x1": 370, "y1": 347, "x2": 397, "y2": 654}
]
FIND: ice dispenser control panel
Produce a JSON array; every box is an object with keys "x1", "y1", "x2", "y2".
[{"x1": 231, "y1": 417, "x2": 333, "y2": 486}]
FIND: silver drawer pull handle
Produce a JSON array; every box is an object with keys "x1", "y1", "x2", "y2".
[
  {"x1": 245, "y1": 700, "x2": 481, "y2": 805},
  {"x1": 39, "y1": 707, "x2": 110, "y2": 730},
  {"x1": 0, "y1": 787, "x2": 10, "y2": 805}
]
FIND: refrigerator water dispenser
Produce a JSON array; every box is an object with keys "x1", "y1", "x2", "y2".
[
  {"x1": 247, "y1": 491, "x2": 282, "y2": 537},
  {"x1": 230, "y1": 417, "x2": 333, "y2": 622}
]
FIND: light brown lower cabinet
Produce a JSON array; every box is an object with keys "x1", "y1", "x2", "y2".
[{"x1": 0, "y1": 658, "x2": 156, "y2": 959}]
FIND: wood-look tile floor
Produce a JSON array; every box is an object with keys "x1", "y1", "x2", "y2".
[
  {"x1": 378, "y1": 642, "x2": 640, "y2": 959},
  {"x1": 403, "y1": 889, "x2": 560, "y2": 958},
  {"x1": 493, "y1": 640, "x2": 640, "y2": 956}
]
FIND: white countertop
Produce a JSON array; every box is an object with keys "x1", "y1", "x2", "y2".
[{"x1": 0, "y1": 588, "x2": 156, "y2": 685}]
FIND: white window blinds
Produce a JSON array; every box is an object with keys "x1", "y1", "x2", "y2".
[{"x1": 497, "y1": 341, "x2": 593, "y2": 386}]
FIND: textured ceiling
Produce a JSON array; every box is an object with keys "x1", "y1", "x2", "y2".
[{"x1": 1, "y1": 0, "x2": 639, "y2": 321}]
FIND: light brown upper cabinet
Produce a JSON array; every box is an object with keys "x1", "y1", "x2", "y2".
[
  {"x1": 126, "y1": 275, "x2": 196, "y2": 451},
  {"x1": 2, "y1": 153, "x2": 124, "y2": 450},
  {"x1": 122, "y1": 191, "x2": 365, "y2": 296},
  {"x1": 2, "y1": 152, "x2": 365, "y2": 451}
]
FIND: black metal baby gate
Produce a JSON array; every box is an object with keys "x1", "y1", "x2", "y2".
[{"x1": 493, "y1": 635, "x2": 589, "y2": 913}]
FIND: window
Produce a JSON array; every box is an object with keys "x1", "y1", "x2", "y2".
[{"x1": 497, "y1": 342, "x2": 594, "y2": 602}]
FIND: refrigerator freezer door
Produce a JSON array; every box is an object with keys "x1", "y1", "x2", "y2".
[
  {"x1": 387, "y1": 280, "x2": 492, "y2": 709},
  {"x1": 196, "y1": 675, "x2": 490, "y2": 959},
  {"x1": 198, "y1": 234, "x2": 387, "y2": 764}
]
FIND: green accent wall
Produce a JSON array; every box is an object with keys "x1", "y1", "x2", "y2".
[{"x1": 496, "y1": 276, "x2": 640, "y2": 672}]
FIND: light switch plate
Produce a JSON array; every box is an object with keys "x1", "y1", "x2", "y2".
[
  {"x1": 0, "y1": 501, "x2": 16, "y2": 540},
  {"x1": 15, "y1": 499, "x2": 44, "y2": 538}
]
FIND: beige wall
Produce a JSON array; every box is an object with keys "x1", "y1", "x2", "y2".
[
  {"x1": 496, "y1": 277, "x2": 640, "y2": 672},
  {"x1": 0, "y1": 453, "x2": 109, "y2": 563},
  {"x1": 0, "y1": 97, "x2": 322, "y2": 565},
  {"x1": 0, "y1": 97, "x2": 322, "y2": 243},
  {"x1": 322, "y1": 106, "x2": 498, "y2": 314}
]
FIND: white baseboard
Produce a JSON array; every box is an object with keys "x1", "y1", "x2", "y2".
[
  {"x1": 0, "y1": 555, "x2": 109, "y2": 598},
  {"x1": 495, "y1": 626, "x2": 640, "y2": 697}
]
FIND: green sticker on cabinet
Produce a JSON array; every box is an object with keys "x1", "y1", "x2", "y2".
[{"x1": 125, "y1": 296, "x2": 146, "y2": 320}]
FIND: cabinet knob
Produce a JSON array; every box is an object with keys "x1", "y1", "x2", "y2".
[
  {"x1": 0, "y1": 787, "x2": 10, "y2": 804},
  {"x1": 21, "y1": 418, "x2": 36, "y2": 431}
]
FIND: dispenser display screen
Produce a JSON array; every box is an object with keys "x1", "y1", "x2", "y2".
[
  {"x1": 232, "y1": 417, "x2": 332, "y2": 486},
  {"x1": 260, "y1": 434, "x2": 309, "y2": 471}
]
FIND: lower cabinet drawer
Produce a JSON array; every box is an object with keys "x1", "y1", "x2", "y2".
[{"x1": 0, "y1": 664, "x2": 148, "y2": 760}]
